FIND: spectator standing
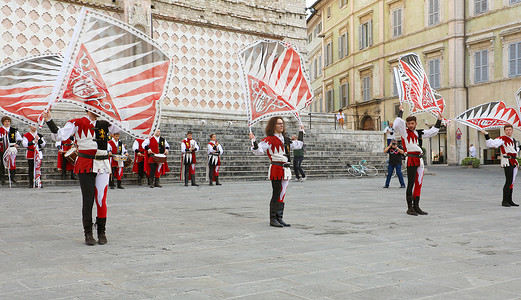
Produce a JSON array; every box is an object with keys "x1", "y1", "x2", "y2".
[
  {"x1": 383, "y1": 141, "x2": 405, "y2": 188},
  {"x1": 469, "y1": 144, "x2": 477, "y2": 158},
  {"x1": 383, "y1": 122, "x2": 395, "y2": 146},
  {"x1": 291, "y1": 133, "x2": 306, "y2": 182},
  {"x1": 336, "y1": 111, "x2": 345, "y2": 129}
]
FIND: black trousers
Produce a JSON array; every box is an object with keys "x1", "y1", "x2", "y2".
[
  {"x1": 271, "y1": 180, "x2": 282, "y2": 204},
  {"x1": 78, "y1": 173, "x2": 97, "y2": 219},
  {"x1": 137, "y1": 161, "x2": 144, "y2": 177},
  {"x1": 0, "y1": 150, "x2": 4, "y2": 178},
  {"x1": 208, "y1": 163, "x2": 215, "y2": 181},
  {"x1": 406, "y1": 166, "x2": 418, "y2": 197},
  {"x1": 293, "y1": 156, "x2": 305, "y2": 179},
  {"x1": 61, "y1": 153, "x2": 67, "y2": 174},
  {"x1": 149, "y1": 163, "x2": 158, "y2": 178},
  {"x1": 504, "y1": 165, "x2": 516, "y2": 195},
  {"x1": 28, "y1": 159, "x2": 34, "y2": 185}
]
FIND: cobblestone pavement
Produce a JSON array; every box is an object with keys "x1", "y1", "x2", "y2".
[{"x1": 2, "y1": 165, "x2": 521, "y2": 299}]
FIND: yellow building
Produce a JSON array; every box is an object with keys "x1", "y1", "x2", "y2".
[{"x1": 307, "y1": 0, "x2": 521, "y2": 165}]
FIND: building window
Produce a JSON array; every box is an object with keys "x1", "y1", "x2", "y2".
[
  {"x1": 510, "y1": 0, "x2": 521, "y2": 4},
  {"x1": 314, "y1": 22, "x2": 322, "y2": 37},
  {"x1": 309, "y1": 62, "x2": 314, "y2": 81},
  {"x1": 326, "y1": 89, "x2": 334, "y2": 112},
  {"x1": 359, "y1": 20, "x2": 373, "y2": 50},
  {"x1": 509, "y1": 41, "x2": 521, "y2": 77},
  {"x1": 327, "y1": 7, "x2": 331, "y2": 18},
  {"x1": 307, "y1": 34, "x2": 313, "y2": 44},
  {"x1": 339, "y1": 83, "x2": 349, "y2": 107},
  {"x1": 392, "y1": 8, "x2": 402, "y2": 37},
  {"x1": 428, "y1": 0, "x2": 440, "y2": 26},
  {"x1": 340, "y1": 0, "x2": 348, "y2": 8},
  {"x1": 318, "y1": 55, "x2": 322, "y2": 75},
  {"x1": 428, "y1": 58, "x2": 441, "y2": 89},
  {"x1": 394, "y1": 103, "x2": 401, "y2": 116},
  {"x1": 338, "y1": 32, "x2": 348, "y2": 59},
  {"x1": 325, "y1": 42, "x2": 333, "y2": 66},
  {"x1": 474, "y1": 50, "x2": 489, "y2": 83},
  {"x1": 475, "y1": 0, "x2": 488, "y2": 14},
  {"x1": 362, "y1": 76, "x2": 371, "y2": 101},
  {"x1": 313, "y1": 58, "x2": 318, "y2": 79},
  {"x1": 392, "y1": 71, "x2": 398, "y2": 96}
]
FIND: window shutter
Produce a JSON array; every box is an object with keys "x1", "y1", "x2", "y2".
[
  {"x1": 346, "y1": 83, "x2": 350, "y2": 105},
  {"x1": 482, "y1": 51, "x2": 488, "y2": 82},
  {"x1": 517, "y1": 42, "x2": 521, "y2": 76},
  {"x1": 368, "y1": 20, "x2": 373, "y2": 46},
  {"x1": 345, "y1": 33, "x2": 349, "y2": 55},
  {"x1": 359, "y1": 25, "x2": 363, "y2": 49},
  {"x1": 338, "y1": 36, "x2": 342, "y2": 58},
  {"x1": 474, "y1": 52, "x2": 481, "y2": 83}
]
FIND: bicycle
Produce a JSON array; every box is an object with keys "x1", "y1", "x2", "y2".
[{"x1": 346, "y1": 160, "x2": 378, "y2": 177}]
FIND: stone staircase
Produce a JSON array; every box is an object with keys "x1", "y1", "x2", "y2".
[{"x1": 2, "y1": 111, "x2": 388, "y2": 187}]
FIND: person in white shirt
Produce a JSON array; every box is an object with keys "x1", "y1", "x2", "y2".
[
  {"x1": 383, "y1": 122, "x2": 395, "y2": 146},
  {"x1": 207, "y1": 134, "x2": 223, "y2": 186},
  {"x1": 336, "y1": 111, "x2": 345, "y2": 129},
  {"x1": 142, "y1": 129, "x2": 170, "y2": 188},
  {"x1": 22, "y1": 125, "x2": 46, "y2": 188},
  {"x1": 469, "y1": 144, "x2": 477, "y2": 158}
]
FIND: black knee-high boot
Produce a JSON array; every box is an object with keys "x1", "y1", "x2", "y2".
[
  {"x1": 508, "y1": 189, "x2": 518, "y2": 206},
  {"x1": 270, "y1": 202, "x2": 283, "y2": 227},
  {"x1": 406, "y1": 196, "x2": 418, "y2": 216},
  {"x1": 276, "y1": 202, "x2": 290, "y2": 227},
  {"x1": 191, "y1": 175, "x2": 199, "y2": 186},
  {"x1": 82, "y1": 218, "x2": 96, "y2": 246},
  {"x1": 215, "y1": 176, "x2": 221, "y2": 185},
  {"x1": 10, "y1": 169, "x2": 17, "y2": 183},
  {"x1": 96, "y1": 217, "x2": 107, "y2": 245},
  {"x1": 413, "y1": 196, "x2": 428, "y2": 215}
]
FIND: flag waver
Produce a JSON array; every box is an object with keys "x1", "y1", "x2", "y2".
[
  {"x1": 49, "y1": 8, "x2": 173, "y2": 138},
  {"x1": 238, "y1": 40, "x2": 314, "y2": 127},
  {"x1": 394, "y1": 53, "x2": 445, "y2": 119},
  {"x1": 0, "y1": 54, "x2": 63, "y2": 126}
]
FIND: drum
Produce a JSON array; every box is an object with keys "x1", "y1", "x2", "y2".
[
  {"x1": 64, "y1": 147, "x2": 78, "y2": 164},
  {"x1": 123, "y1": 157, "x2": 133, "y2": 168},
  {"x1": 113, "y1": 155, "x2": 128, "y2": 161},
  {"x1": 151, "y1": 153, "x2": 167, "y2": 164}
]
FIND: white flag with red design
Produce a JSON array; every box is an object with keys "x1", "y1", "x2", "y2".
[
  {"x1": 454, "y1": 88, "x2": 521, "y2": 131},
  {"x1": 0, "y1": 54, "x2": 63, "y2": 126},
  {"x1": 394, "y1": 53, "x2": 446, "y2": 120},
  {"x1": 238, "y1": 40, "x2": 314, "y2": 127},
  {"x1": 48, "y1": 8, "x2": 173, "y2": 138}
]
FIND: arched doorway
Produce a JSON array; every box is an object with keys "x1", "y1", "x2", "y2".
[{"x1": 360, "y1": 115, "x2": 375, "y2": 130}]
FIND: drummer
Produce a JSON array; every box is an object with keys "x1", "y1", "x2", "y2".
[
  {"x1": 108, "y1": 132, "x2": 129, "y2": 189},
  {"x1": 143, "y1": 129, "x2": 170, "y2": 188},
  {"x1": 56, "y1": 135, "x2": 77, "y2": 180},
  {"x1": 0, "y1": 116, "x2": 23, "y2": 185}
]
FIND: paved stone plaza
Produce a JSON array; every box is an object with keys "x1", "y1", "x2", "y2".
[{"x1": 2, "y1": 166, "x2": 521, "y2": 299}]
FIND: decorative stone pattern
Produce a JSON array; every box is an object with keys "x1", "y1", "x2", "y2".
[{"x1": 0, "y1": 0, "x2": 306, "y2": 114}]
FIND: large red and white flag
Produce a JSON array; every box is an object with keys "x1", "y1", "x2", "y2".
[
  {"x1": 0, "y1": 54, "x2": 63, "y2": 126},
  {"x1": 49, "y1": 8, "x2": 173, "y2": 137},
  {"x1": 238, "y1": 40, "x2": 313, "y2": 127},
  {"x1": 455, "y1": 87, "x2": 521, "y2": 131},
  {"x1": 455, "y1": 101, "x2": 521, "y2": 131},
  {"x1": 394, "y1": 53, "x2": 445, "y2": 119}
]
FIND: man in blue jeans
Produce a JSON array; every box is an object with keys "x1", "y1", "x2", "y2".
[{"x1": 383, "y1": 141, "x2": 405, "y2": 188}]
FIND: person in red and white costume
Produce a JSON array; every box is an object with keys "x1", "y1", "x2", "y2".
[
  {"x1": 482, "y1": 125, "x2": 520, "y2": 207},
  {"x1": 0, "y1": 116, "x2": 23, "y2": 185},
  {"x1": 56, "y1": 136, "x2": 77, "y2": 180},
  {"x1": 22, "y1": 125, "x2": 46, "y2": 188},
  {"x1": 132, "y1": 138, "x2": 145, "y2": 185},
  {"x1": 394, "y1": 105, "x2": 442, "y2": 216},
  {"x1": 44, "y1": 110, "x2": 116, "y2": 246},
  {"x1": 108, "y1": 132, "x2": 128, "y2": 190},
  {"x1": 181, "y1": 131, "x2": 199, "y2": 187},
  {"x1": 143, "y1": 129, "x2": 170, "y2": 188},
  {"x1": 207, "y1": 133, "x2": 223, "y2": 186},
  {"x1": 249, "y1": 117, "x2": 305, "y2": 227}
]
